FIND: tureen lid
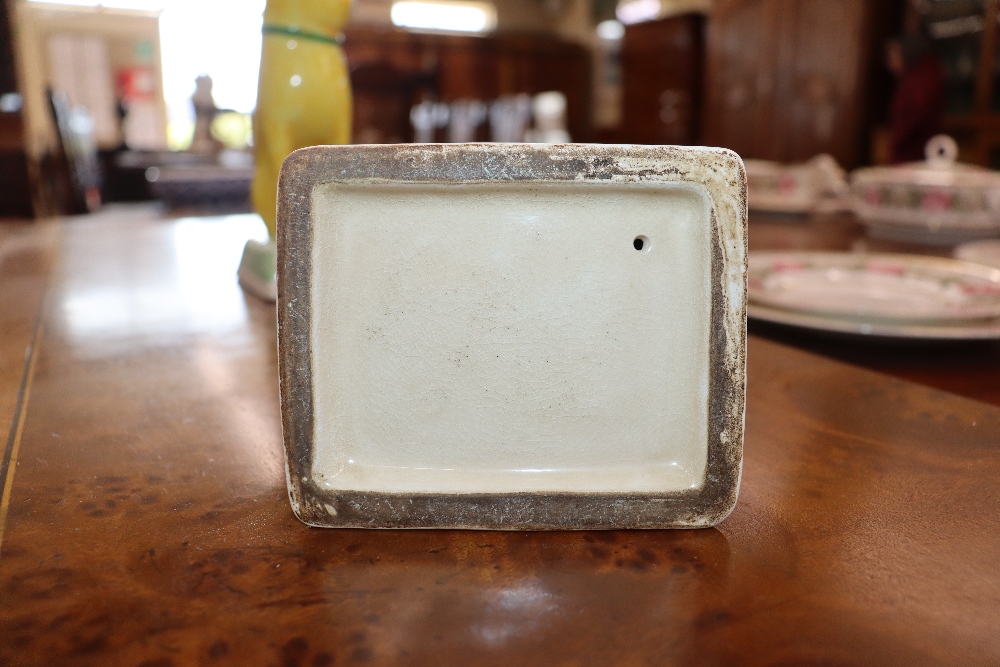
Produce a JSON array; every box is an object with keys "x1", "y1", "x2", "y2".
[{"x1": 852, "y1": 136, "x2": 1000, "y2": 189}]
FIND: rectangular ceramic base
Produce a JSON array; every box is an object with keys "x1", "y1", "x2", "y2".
[{"x1": 278, "y1": 144, "x2": 747, "y2": 529}]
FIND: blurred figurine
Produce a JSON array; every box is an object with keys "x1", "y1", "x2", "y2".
[
  {"x1": 448, "y1": 100, "x2": 487, "y2": 143},
  {"x1": 239, "y1": 0, "x2": 353, "y2": 301},
  {"x1": 190, "y1": 75, "x2": 223, "y2": 154},
  {"x1": 885, "y1": 34, "x2": 944, "y2": 164},
  {"x1": 410, "y1": 100, "x2": 449, "y2": 143},
  {"x1": 489, "y1": 95, "x2": 532, "y2": 143},
  {"x1": 525, "y1": 91, "x2": 571, "y2": 144}
]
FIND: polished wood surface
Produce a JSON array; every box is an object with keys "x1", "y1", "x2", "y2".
[
  {"x1": 0, "y1": 221, "x2": 51, "y2": 497},
  {"x1": 1, "y1": 209, "x2": 998, "y2": 665}
]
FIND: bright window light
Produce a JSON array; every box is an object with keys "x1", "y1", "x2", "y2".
[
  {"x1": 596, "y1": 19, "x2": 624, "y2": 40},
  {"x1": 391, "y1": 1, "x2": 497, "y2": 33},
  {"x1": 28, "y1": 0, "x2": 165, "y2": 8},
  {"x1": 29, "y1": 0, "x2": 264, "y2": 149},
  {"x1": 158, "y1": 0, "x2": 265, "y2": 115},
  {"x1": 616, "y1": 0, "x2": 661, "y2": 25}
]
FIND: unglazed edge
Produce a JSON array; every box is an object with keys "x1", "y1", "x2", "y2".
[{"x1": 277, "y1": 143, "x2": 747, "y2": 529}]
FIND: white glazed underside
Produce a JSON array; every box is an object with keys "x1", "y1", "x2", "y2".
[{"x1": 310, "y1": 181, "x2": 711, "y2": 493}]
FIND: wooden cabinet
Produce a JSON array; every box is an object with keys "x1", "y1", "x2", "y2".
[
  {"x1": 0, "y1": 0, "x2": 33, "y2": 217},
  {"x1": 0, "y1": 112, "x2": 34, "y2": 218},
  {"x1": 703, "y1": 0, "x2": 887, "y2": 169},
  {"x1": 931, "y1": 0, "x2": 1000, "y2": 166},
  {"x1": 619, "y1": 14, "x2": 704, "y2": 145},
  {"x1": 343, "y1": 28, "x2": 592, "y2": 143}
]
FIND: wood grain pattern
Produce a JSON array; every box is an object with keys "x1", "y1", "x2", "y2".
[
  {"x1": 0, "y1": 222, "x2": 54, "y2": 543},
  {"x1": 0, "y1": 211, "x2": 998, "y2": 665}
]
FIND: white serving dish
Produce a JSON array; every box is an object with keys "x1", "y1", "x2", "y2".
[
  {"x1": 747, "y1": 250, "x2": 1000, "y2": 340},
  {"x1": 276, "y1": 143, "x2": 747, "y2": 529},
  {"x1": 852, "y1": 135, "x2": 1000, "y2": 244},
  {"x1": 745, "y1": 154, "x2": 848, "y2": 214}
]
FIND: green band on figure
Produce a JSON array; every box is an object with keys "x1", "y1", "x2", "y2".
[{"x1": 262, "y1": 24, "x2": 345, "y2": 46}]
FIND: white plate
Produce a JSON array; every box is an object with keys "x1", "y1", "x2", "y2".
[
  {"x1": 955, "y1": 239, "x2": 1000, "y2": 269},
  {"x1": 748, "y1": 251, "x2": 1000, "y2": 322},
  {"x1": 850, "y1": 135, "x2": 1000, "y2": 246},
  {"x1": 748, "y1": 302, "x2": 1000, "y2": 340}
]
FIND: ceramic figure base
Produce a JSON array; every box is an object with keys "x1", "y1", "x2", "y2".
[
  {"x1": 238, "y1": 238, "x2": 277, "y2": 302},
  {"x1": 277, "y1": 143, "x2": 747, "y2": 529}
]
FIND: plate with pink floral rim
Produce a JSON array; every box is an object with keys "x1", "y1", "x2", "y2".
[
  {"x1": 747, "y1": 302, "x2": 1000, "y2": 339},
  {"x1": 748, "y1": 251, "x2": 1000, "y2": 322}
]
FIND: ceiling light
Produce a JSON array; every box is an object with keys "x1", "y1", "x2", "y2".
[
  {"x1": 616, "y1": 0, "x2": 661, "y2": 25},
  {"x1": 391, "y1": 1, "x2": 497, "y2": 33},
  {"x1": 597, "y1": 19, "x2": 625, "y2": 40}
]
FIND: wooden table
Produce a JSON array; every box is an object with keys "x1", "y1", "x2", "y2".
[{"x1": 1, "y1": 208, "x2": 998, "y2": 665}]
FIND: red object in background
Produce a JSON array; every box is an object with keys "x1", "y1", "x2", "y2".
[
  {"x1": 117, "y1": 67, "x2": 156, "y2": 103},
  {"x1": 889, "y1": 54, "x2": 945, "y2": 164}
]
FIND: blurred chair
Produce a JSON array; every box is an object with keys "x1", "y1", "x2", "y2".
[{"x1": 48, "y1": 89, "x2": 101, "y2": 214}]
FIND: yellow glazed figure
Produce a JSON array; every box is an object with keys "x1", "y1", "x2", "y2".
[{"x1": 238, "y1": 0, "x2": 353, "y2": 301}]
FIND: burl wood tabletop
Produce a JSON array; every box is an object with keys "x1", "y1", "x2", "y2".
[{"x1": 0, "y1": 211, "x2": 998, "y2": 666}]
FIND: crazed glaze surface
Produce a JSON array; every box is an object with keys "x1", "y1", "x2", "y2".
[
  {"x1": 311, "y1": 182, "x2": 710, "y2": 493},
  {"x1": 277, "y1": 143, "x2": 747, "y2": 528}
]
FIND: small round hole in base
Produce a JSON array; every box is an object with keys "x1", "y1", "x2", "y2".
[{"x1": 634, "y1": 236, "x2": 649, "y2": 251}]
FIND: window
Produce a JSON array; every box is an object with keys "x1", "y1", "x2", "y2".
[{"x1": 29, "y1": 0, "x2": 264, "y2": 148}]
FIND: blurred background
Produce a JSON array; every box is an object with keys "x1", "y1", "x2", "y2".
[{"x1": 0, "y1": 0, "x2": 995, "y2": 216}]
